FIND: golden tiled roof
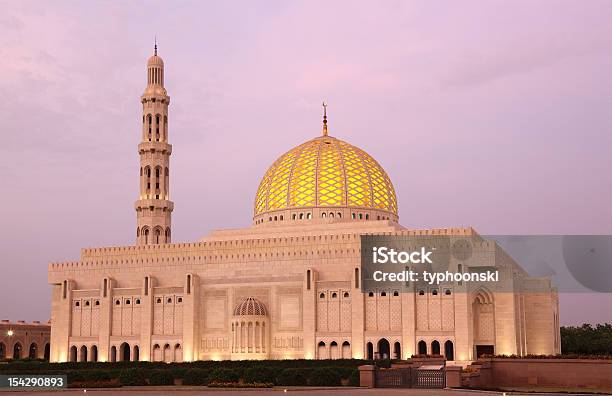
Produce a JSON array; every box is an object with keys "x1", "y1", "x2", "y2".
[{"x1": 254, "y1": 135, "x2": 398, "y2": 216}]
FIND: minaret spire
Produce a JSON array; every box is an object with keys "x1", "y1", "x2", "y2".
[
  {"x1": 322, "y1": 101, "x2": 328, "y2": 136},
  {"x1": 154, "y1": 36, "x2": 157, "y2": 56}
]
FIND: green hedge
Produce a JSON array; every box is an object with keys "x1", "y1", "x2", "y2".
[{"x1": 0, "y1": 359, "x2": 369, "y2": 387}]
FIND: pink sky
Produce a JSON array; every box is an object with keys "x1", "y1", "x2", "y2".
[{"x1": 1, "y1": 0, "x2": 611, "y2": 324}]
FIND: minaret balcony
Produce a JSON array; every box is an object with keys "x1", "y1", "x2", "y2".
[
  {"x1": 138, "y1": 141, "x2": 172, "y2": 154},
  {"x1": 134, "y1": 199, "x2": 174, "y2": 211}
]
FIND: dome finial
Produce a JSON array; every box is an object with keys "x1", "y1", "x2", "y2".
[
  {"x1": 322, "y1": 101, "x2": 328, "y2": 136},
  {"x1": 154, "y1": 35, "x2": 157, "y2": 56}
]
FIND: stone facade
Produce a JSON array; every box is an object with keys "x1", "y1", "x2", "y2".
[
  {"x1": 0, "y1": 320, "x2": 50, "y2": 360},
  {"x1": 47, "y1": 48, "x2": 560, "y2": 364}
]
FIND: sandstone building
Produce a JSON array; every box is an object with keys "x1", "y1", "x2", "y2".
[{"x1": 47, "y1": 48, "x2": 560, "y2": 364}]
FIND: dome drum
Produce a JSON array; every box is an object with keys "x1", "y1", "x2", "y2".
[{"x1": 253, "y1": 206, "x2": 398, "y2": 225}]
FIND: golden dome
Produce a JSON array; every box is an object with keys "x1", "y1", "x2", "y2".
[{"x1": 254, "y1": 135, "x2": 398, "y2": 219}]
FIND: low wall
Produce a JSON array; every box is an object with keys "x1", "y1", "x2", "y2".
[{"x1": 468, "y1": 358, "x2": 612, "y2": 391}]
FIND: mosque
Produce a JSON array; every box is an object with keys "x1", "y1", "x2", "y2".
[{"x1": 47, "y1": 47, "x2": 560, "y2": 364}]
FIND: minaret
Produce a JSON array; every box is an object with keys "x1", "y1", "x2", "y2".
[{"x1": 135, "y1": 43, "x2": 173, "y2": 245}]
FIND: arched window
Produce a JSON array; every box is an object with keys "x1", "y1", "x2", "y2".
[
  {"x1": 359, "y1": 213, "x2": 363, "y2": 219},
  {"x1": 12, "y1": 343, "x2": 22, "y2": 359},
  {"x1": 380, "y1": 291, "x2": 387, "y2": 297},
  {"x1": 292, "y1": 214, "x2": 296, "y2": 220},
  {"x1": 319, "y1": 293, "x2": 325, "y2": 299},
  {"x1": 133, "y1": 345, "x2": 140, "y2": 362},
  {"x1": 331, "y1": 292, "x2": 337, "y2": 298},
  {"x1": 317, "y1": 341, "x2": 326, "y2": 360},
  {"x1": 174, "y1": 343, "x2": 183, "y2": 363},
  {"x1": 432, "y1": 289, "x2": 438, "y2": 296},
  {"x1": 153, "y1": 344, "x2": 161, "y2": 362},
  {"x1": 155, "y1": 167, "x2": 160, "y2": 190},
  {"x1": 44, "y1": 343, "x2": 50, "y2": 361},
  {"x1": 28, "y1": 343, "x2": 38, "y2": 359},
  {"x1": 307, "y1": 213, "x2": 312, "y2": 219},
  {"x1": 110, "y1": 346, "x2": 117, "y2": 362},
  {"x1": 280, "y1": 215, "x2": 283, "y2": 221},
  {"x1": 0, "y1": 343, "x2": 5, "y2": 360},
  {"x1": 393, "y1": 291, "x2": 399, "y2": 297},
  {"x1": 147, "y1": 114, "x2": 152, "y2": 141},
  {"x1": 342, "y1": 341, "x2": 351, "y2": 359},
  {"x1": 368, "y1": 291, "x2": 374, "y2": 297},
  {"x1": 418, "y1": 290, "x2": 425, "y2": 296},
  {"x1": 444, "y1": 340, "x2": 454, "y2": 360},
  {"x1": 322, "y1": 212, "x2": 326, "y2": 218},
  {"x1": 431, "y1": 340, "x2": 441, "y2": 355},
  {"x1": 366, "y1": 214, "x2": 369, "y2": 220},
  {"x1": 343, "y1": 292, "x2": 349, "y2": 298},
  {"x1": 445, "y1": 289, "x2": 452, "y2": 295},
  {"x1": 136, "y1": 227, "x2": 140, "y2": 238},
  {"x1": 417, "y1": 340, "x2": 427, "y2": 355},
  {"x1": 155, "y1": 114, "x2": 160, "y2": 141},
  {"x1": 163, "y1": 116, "x2": 168, "y2": 141},
  {"x1": 154, "y1": 228, "x2": 161, "y2": 244},
  {"x1": 330, "y1": 341, "x2": 339, "y2": 359},
  {"x1": 329, "y1": 212, "x2": 334, "y2": 218},
  {"x1": 145, "y1": 167, "x2": 151, "y2": 192},
  {"x1": 165, "y1": 227, "x2": 171, "y2": 243},
  {"x1": 377, "y1": 338, "x2": 390, "y2": 359},
  {"x1": 91, "y1": 345, "x2": 98, "y2": 362},
  {"x1": 366, "y1": 342, "x2": 374, "y2": 360},
  {"x1": 394, "y1": 342, "x2": 401, "y2": 360},
  {"x1": 337, "y1": 212, "x2": 342, "y2": 218},
  {"x1": 79, "y1": 345, "x2": 87, "y2": 362},
  {"x1": 299, "y1": 213, "x2": 303, "y2": 220},
  {"x1": 69, "y1": 345, "x2": 77, "y2": 362},
  {"x1": 163, "y1": 344, "x2": 171, "y2": 363}
]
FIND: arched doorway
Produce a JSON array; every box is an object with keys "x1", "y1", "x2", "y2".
[
  {"x1": 28, "y1": 343, "x2": 38, "y2": 359},
  {"x1": 79, "y1": 345, "x2": 87, "y2": 362},
  {"x1": 431, "y1": 340, "x2": 440, "y2": 355},
  {"x1": 330, "y1": 341, "x2": 339, "y2": 359},
  {"x1": 473, "y1": 288, "x2": 495, "y2": 358},
  {"x1": 0, "y1": 343, "x2": 5, "y2": 360},
  {"x1": 317, "y1": 341, "x2": 326, "y2": 360},
  {"x1": 444, "y1": 340, "x2": 454, "y2": 360},
  {"x1": 174, "y1": 344, "x2": 182, "y2": 363},
  {"x1": 44, "y1": 343, "x2": 50, "y2": 361},
  {"x1": 133, "y1": 345, "x2": 140, "y2": 362},
  {"x1": 417, "y1": 340, "x2": 427, "y2": 355},
  {"x1": 110, "y1": 346, "x2": 117, "y2": 362},
  {"x1": 69, "y1": 345, "x2": 77, "y2": 362},
  {"x1": 342, "y1": 341, "x2": 351, "y2": 359},
  {"x1": 120, "y1": 343, "x2": 130, "y2": 362},
  {"x1": 91, "y1": 345, "x2": 98, "y2": 362},
  {"x1": 366, "y1": 342, "x2": 374, "y2": 360},
  {"x1": 393, "y1": 342, "x2": 401, "y2": 360},
  {"x1": 377, "y1": 338, "x2": 390, "y2": 359}
]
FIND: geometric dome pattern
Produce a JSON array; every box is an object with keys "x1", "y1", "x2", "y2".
[
  {"x1": 254, "y1": 135, "x2": 398, "y2": 216},
  {"x1": 233, "y1": 297, "x2": 267, "y2": 316}
]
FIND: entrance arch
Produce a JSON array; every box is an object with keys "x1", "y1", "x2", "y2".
[
  {"x1": 120, "y1": 343, "x2": 130, "y2": 362},
  {"x1": 377, "y1": 338, "x2": 390, "y2": 359}
]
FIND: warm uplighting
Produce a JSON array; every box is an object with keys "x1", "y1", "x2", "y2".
[{"x1": 7, "y1": 330, "x2": 13, "y2": 336}]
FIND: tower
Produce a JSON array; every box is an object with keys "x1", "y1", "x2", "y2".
[{"x1": 135, "y1": 44, "x2": 173, "y2": 245}]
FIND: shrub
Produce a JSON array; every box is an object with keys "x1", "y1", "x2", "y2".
[
  {"x1": 148, "y1": 369, "x2": 174, "y2": 386},
  {"x1": 243, "y1": 366, "x2": 275, "y2": 384},
  {"x1": 209, "y1": 368, "x2": 240, "y2": 383},
  {"x1": 347, "y1": 369, "x2": 360, "y2": 386},
  {"x1": 308, "y1": 367, "x2": 341, "y2": 386},
  {"x1": 182, "y1": 368, "x2": 209, "y2": 385},
  {"x1": 277, "y1": 368, "x2": 308, "y2": 386},
  {"x1": 119, "y1": 368, "x2": 147, "y2": 386}
]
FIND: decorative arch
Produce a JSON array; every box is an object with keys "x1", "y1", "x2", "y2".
[
  {"x1": 174, "y1": 343, "x2": 182, "y2": 363},
  {"x1": 165, "y1": 227, "x2": 171, "y2": 243},
  {"x1": 142, "y1": 227, "x2": 150, "y2": 244},
  {"x1": 163, "y1": 344, "x2": 171, "y2": 363},
  {"x1": 133, "y1": 345, "x2": 140, "y2": 362},
  {"x1": 44, "y1": 343, "x2": 50, "y2": 361},
  {"x1": 153, "y1": 344, "x2": 162, "y2": 362},
  {"x1": 110, "y1": 346, "x2": 117, "y2": 362},
  {"x1": 120, "y1": 342, "x2": 130, "y2": 362},
  {"x1": 153, "y1": 227, "x2": 163, "y2": 244},
  {"x1": 393, "y1": 341, "x2": 401, "y2": 360},
  {"x1": 0, "y1": 342, "x2": 5, "y2": 360},
  {"x1": 91, "y1": 345, "x2": 98, "y2": 362},
  {"x1": 366, "y1": 342, "x2": 374, "y2": 360}
]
